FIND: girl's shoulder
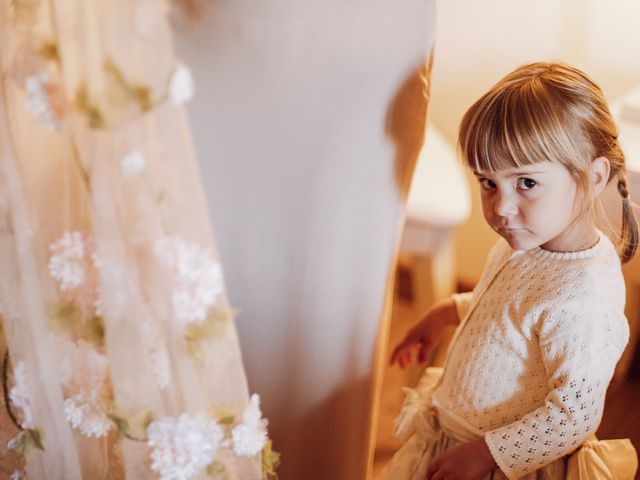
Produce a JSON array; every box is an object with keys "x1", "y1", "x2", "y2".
[
  {"x1": 532, "y1": 236, "x2": 628, "y2": 344},
  {"x1": 485, "y1": 238, "x2": 514, "y2": 269}
]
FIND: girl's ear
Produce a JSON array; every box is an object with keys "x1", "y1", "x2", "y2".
[{"x1": 591, "y1": 156, "x2": 610, "y2": 195}]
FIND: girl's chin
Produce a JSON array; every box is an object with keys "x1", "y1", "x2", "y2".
[{"x1": 499, "y1": 232, "x2": 538, "y2": 251}]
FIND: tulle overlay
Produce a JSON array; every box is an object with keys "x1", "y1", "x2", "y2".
[{"x1": 0, "y1": 1, "x2": 266, "y2": 478}]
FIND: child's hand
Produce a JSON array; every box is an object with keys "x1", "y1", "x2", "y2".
[
  {"x1": 426, "y1": 437, "x2": 497, "y2": 480},
  {"x1": 390, "y1": 297, "x2": 458, "y2": 368}
]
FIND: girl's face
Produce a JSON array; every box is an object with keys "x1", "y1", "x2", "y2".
[{"x1": 474, "y1": 161, "x2": 595, "y2": 252}]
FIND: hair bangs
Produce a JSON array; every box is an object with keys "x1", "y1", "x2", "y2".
[{"x1": 459, "y1": 75, "x2": 584, "y2": 174}]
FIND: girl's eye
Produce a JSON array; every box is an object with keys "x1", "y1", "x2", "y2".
[
  {"x1": 479, "y1": 178, "x2": 496, "y2": 190},
  {"x1": 517, "y1": 177, "x2": 537, "y2": 190}
]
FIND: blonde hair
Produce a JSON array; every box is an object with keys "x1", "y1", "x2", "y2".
[{"x1": 458, "y1": 62, "x2": 638, "y2": 262}]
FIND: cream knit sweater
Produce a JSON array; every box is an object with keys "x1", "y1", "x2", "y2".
[{"x1": 431, "y1": 231, "x2": 629, "y2": 479}]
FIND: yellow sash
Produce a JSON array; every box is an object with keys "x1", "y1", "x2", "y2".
[{"x1": 567, "y1": 437, "x2": 638, "y2": 480}]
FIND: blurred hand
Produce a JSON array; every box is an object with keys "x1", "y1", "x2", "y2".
[
  {"x1": 390, "y1": 297, "x2": 459, "y2": 369},
  {"x1": 426, "y1": 438, "x2": 497, "y2": 480}
]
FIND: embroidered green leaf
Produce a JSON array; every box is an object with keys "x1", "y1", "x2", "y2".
[
  {"x1": 107, "y1": 413, "x2": 130, "y2": 438},
  {"x1": 75, "y1": 86, "x2": 105, "y2": 128},
  {"x1": 49, "y1": 301, "x2": 82, "y2": 330},
  {"x1": 83, "y1": 316, "x2": 105, "y2": 348},
  {"x1": 185, "y1": 335, "x2": 204, "y2": 363},
  {"x1": 132, "y1": 85, "x2": 153, "y2": 111},
  {"x1": 104, "y1": 60, "x2": 134, "y2": 106},
  {"x1": 39, "y1": 42, "x2": 60, "y2": 63},
  {"x1": 8, "y1": 429, "x2": 45, "y2": 457},
  {"x1": 104, "y1": 60, "x2": 154, "y2": 113},
  {"x1": 217, "y1": 415, "x2": 236, "y2": 427},
  {"x1": 184, "y1": 307, "x2": 235, "y2": 361},
  {"x1": 205, "y1": 460, "x2": 227, "y2": 478},
  {"x1": 208, "y1": 403, "x2": 240, "y2": 425},
  {"x1": 48, "y1": 301, "x2": 105, "y2": 348},
  {"x1": 142, "y1": 411, "x2": 154, "y2": 430},
  {"x1": 30, "y1": 429, "x2": 45, "y2": 450},
  {"x1": 262, "y1": 440, "x2": 280, "y2": 480}
]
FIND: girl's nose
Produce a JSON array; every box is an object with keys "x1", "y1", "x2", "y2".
[{"x1": 494, "y1": 190, "x2": 518, "y2": 217}]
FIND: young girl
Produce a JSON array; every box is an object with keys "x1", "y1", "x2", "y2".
[{"x1": 379, "y1": 62, "x2": 638, "y2": 479}]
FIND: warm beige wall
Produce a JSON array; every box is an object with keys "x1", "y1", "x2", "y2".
[{"x1": 428, "y1": 0, "x2": 640, "y2": 286}]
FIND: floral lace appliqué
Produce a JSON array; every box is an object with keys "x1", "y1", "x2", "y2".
[
  {"x1": 154, "y1": 236, "x2": 223, "y2": 325},
  {"x1": 58, "y1": 339, "x2": 113, "y2": 438},
  {"x1": 48, "y1": 231, "x2": 87, "y2": 290},
  {"x1": 120, "y1": 149, "x2": 147, "y2": 178},
  {"x1": 63, "y1": 393, "x2": 112, "y2": 438},
  {"x1": 232, "y1": 394, "x2": 268, "y2": 456},
  {"x1": 169, "y1": 63, "x2": 194, "y2": 105},
  {"x1": 147, "y1": 412, "x2": 224, "y2": 480},
  {"x1": 9, "y1": 361, "x2": 33, "y2": 428},
  {"x1": 24, "y1": 72, "x2": 60, "y2": 131}
]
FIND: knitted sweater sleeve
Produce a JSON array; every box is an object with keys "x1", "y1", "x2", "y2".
[{"x1": 484, "y1": 301, "x2": 629, "y2": 479}]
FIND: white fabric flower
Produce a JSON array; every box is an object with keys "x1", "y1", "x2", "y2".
[
  {"x1": 231, "y1": 394, "x2": 268, "y2": 456},
  {"x1": 58, "y1": 339, "x2": 109, "y2": 392},
  {"x1": 120, "y1": 149, "x2": 147, "y2": 178},
  {"x1": 48, "y1": 231, "x2": 86, "y2": 290},
  {"x1": 63, "y1": 394, "x2": 112, "y2": 437},
  {"x1": 169, "y1": 63, "x2": 194, "y2": 105},
  {"x1": 57, "y1": 339, "x2": 112, "y2": 438},
  {"x1": 154, "y1": 236, "x2": 223, "y2": 325},
  {"x1": 9, "y1": 362, "x2": 33, "y2": 428},
  {"x1": 147, "y1": 413, "x2": 224, "y2": 480},
  {"x1": 25, "y1": 72, "x2": 59, "y2": 131}
]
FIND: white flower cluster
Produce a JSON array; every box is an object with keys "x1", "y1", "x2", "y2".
[
  {"x1": 154, "y1": 236, "x2": 223, "y2": 325},
  {"x1": 169, "y1": 63, "x2": 194, "y2": 105},
  {"x1": 25, "y1": 73, "x2": 59, "y2": 131},
  {"x1": 9, "y1": 362, "x2": 33, "y2": 428},
  {"x1": 120, "y1": 149, "x2": 147, "y2": 178},
  {"x1": 145, "y1": 395, "x2": 268, "y2": 479},
  {"x1": 147, "y1": 413, "x2": 224, "y2": 480},
  {"x1": 63, "y1": 393, "x2": 112, "y2": 438},
  {"x1": 58, "y1": 339, "x2": 112, "y2": 438},
  {"x1": 231, "y1": 394, "x2": 268, "y2": 456},
  {"x1": 48, "y1": 231, "x2": 86, "y2": 290}
]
